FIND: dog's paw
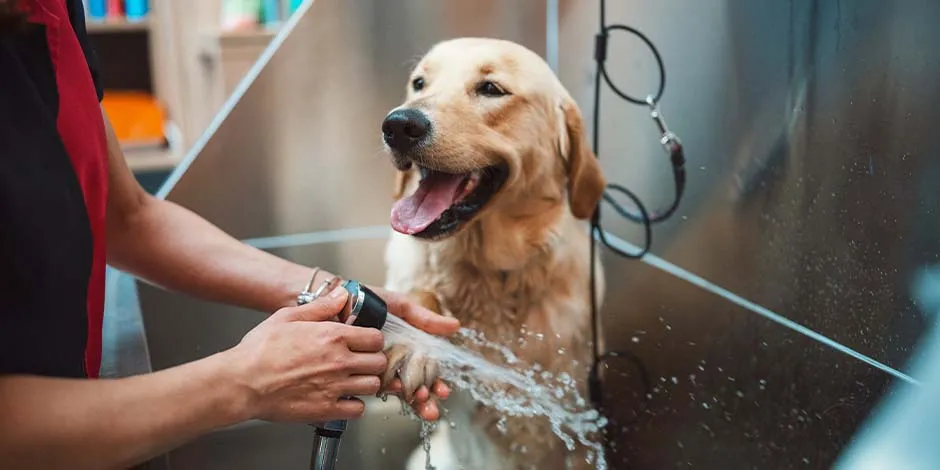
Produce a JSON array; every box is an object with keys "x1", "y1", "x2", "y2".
[{"x1": 382, "y1": 343, "x2": 441, "y2": 403}]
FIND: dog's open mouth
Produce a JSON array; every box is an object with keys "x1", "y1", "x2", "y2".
[{"x1": 391, "y1": 163, "x2": 509, "y2": 239}]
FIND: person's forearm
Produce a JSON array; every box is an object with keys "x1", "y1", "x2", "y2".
[
  {"x1": 107, "y1": 196, "x2": 316, "y2": 313},
  {"x1": 0, "y1": 351, "x2": 249, "y2": 470}
]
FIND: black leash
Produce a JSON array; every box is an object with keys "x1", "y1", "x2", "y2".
[{"x1": 586, "y1": 0, "x2": 687, "y2": 424}]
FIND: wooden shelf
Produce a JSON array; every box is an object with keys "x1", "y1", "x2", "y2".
[
  {"x1": 218, "y1": 27, "x2": 279, "y2": 41},
  {"x1": 87, "y1": 17, "x2": 151, "y2": 34},
  {"x1": 124, "y1": 146, "x2": 181, "y2": 172}
]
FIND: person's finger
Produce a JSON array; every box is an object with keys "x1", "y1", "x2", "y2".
[
  {"x1": 346, "y1": 352, "x2": 389, "y2": 376},
  {"x1": 416, "y1": 399, "x2": 439, "y2": 421},
  {"x1": 368, "y1": 286, "x2": 461, "y2": 336},
  {"x1": 339, "y1": 375, "x2": 382, "y2": 397},
  {"x1": 431, "y1": 380, "x2": 450, "y2": 399},
  {"x1": 398, "y1": 385, "x2": 429, "y2": 404},
  {"x1": 413, "y1": 385, "x2": 430, "y2": 403},
  {"x1": 329, "y1": 397, "x2": 366, "y2": 420},
  {"x1": 338, "y1": 325, "x2": 385, "y2": 353},
  {"x1": 274, "y1": 288, "x2": 348, "y2": 323},
  {"x1": 386, "y1": 378, "x2": 450, "y2": 400},
  {"x1": 400, "y1": 386, "x2": 431, "y2": 406}
]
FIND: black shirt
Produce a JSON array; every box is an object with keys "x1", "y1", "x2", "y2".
[{"x1": 0, "y1": 0, "x2": 107, "y2": 379}]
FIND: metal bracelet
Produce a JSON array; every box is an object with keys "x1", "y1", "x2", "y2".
[{"x1": 296, "y1": 267, "x2": 322, "y2": 306}]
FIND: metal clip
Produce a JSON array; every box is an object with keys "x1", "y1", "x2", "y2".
[{"x1": 646, "y1": 95, "x2": 684, "y2": 165}]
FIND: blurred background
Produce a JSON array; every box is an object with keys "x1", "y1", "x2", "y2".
[
  {"x1": 92, "y1": 0, "x2": 940, "y2": 469},
  {"x1": 82, "y1": 0, "x2": 296, "y2": 192}
]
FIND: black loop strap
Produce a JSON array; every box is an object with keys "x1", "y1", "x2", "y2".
[
  {"x1": 587, "y1": 0, "x2": 688, "y2": 428},
  {"x1": 596, "y1": 24, "x2": 667, "y2": 106}
]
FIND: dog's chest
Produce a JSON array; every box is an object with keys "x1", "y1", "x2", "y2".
[{"x1": 429, "y1": 252, "x2": 592, "y2": 377}]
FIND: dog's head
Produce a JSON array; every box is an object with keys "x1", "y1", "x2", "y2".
[{"x1": 383, "y1": 37, "x2": 606, "y2": 240}]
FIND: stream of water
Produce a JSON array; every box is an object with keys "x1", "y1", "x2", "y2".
[{"x1": 381, "y1": 313, "x2": 609, "y2": 469}]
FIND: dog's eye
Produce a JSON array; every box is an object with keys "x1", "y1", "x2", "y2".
[
  {"x1": 477, "y1": 80, "x2": 508, "y2": 97},
  {"x1": 412, "y1": 77, "x2": 425, "y2": 92}
]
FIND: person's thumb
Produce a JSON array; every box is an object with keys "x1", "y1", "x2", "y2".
[{"x1": 277, "y1": 288, "x2": 349, "y2": 322}]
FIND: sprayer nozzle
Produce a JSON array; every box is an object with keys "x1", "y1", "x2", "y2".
[{"x1": 340, "y1": 280, "x2": 388, "y2": 330}]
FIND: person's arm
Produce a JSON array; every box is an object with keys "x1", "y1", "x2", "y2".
[
  {"x1": 0, "y1": 294, "x2": 387, "y2": 470},
  {"x1": 0, "y1": 352, "x2": 245, "y2": 470}
]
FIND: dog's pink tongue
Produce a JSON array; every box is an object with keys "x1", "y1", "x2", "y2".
[{"x1": 391, "y1": 172, "x2": 465, "y2": 234}]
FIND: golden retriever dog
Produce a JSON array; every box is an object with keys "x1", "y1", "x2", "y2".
[{"x1": 379, "y1": 37, "x2": 607, "y2": 470}]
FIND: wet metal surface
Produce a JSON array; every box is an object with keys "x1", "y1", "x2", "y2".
[{"x1": 556, "y1": 0, "x2": 940, "y2": 467}]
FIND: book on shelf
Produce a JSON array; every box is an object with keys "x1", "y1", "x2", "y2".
[
  {"x1": 221, "y1": 0, "x2": 305, "y2": 31},
  {"x1": 84, "y1": 0, "x2": 150, "y2": 23}
]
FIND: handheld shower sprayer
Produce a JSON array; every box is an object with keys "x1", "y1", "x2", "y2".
[{"x1": 309, "y1": 279, "x2": 388, "y2": 470}]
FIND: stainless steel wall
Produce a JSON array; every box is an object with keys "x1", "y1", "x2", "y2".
[
  {"x1": 555, "y1": 0, "x2": 940, "y2": 468},
  {"x1": 130, "y1": 0, "x2": 940, "y2": 469}
]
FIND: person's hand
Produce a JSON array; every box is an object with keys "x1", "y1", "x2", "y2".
[
  {"x1": 227, "y1": 288, "x2": 388, "y2": 423},
  {"x1": 367, "y1": 286, "x2": 461, "y2": 421}
]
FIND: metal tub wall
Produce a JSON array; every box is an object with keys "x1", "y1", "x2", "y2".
[
  {"x1": 555, "y1": 0, "x2": 940, "y2": 468},
  {"x1": 116, "y1": 0, "x2": 940, "y2": 469}
]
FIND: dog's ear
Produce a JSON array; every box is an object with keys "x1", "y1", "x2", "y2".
[
  {"x1": 560, "y1": 98, "x2": 606, "y2": 220},
  {"x1": 393, "y1": 169, "x2": 412, "y2": 200}
]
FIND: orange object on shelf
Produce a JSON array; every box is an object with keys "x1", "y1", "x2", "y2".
[{"x1": 100, "y1": 91, "x2": 166, "y2": 148}]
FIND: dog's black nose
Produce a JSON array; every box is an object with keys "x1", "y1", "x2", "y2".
[{"x1": 382, "y1": 108, "x2": 431, "y2": 152}]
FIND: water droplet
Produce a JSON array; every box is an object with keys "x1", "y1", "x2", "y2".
[{"x1": 496, "y1": 417, "x2": 509, "y2": 434}]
